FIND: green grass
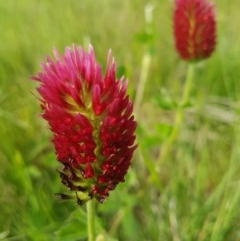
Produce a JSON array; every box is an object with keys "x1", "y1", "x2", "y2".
[{"x1": 1, "y1": 0, "x2": 240, "y2": 240}]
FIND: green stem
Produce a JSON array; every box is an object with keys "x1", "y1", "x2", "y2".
[
  {"x1": 181, "y1": 63, "x2": 194, "y2": 107},
  {"x1": 158, "y1": 64, "x2": 194, "y2": 165},
  {"x1": 87, "y1": 199, "x2": 95, "y2": 241},
  {"x1": 134, "y1": 52, "x2": 152, "y2": 119},
  {"x1": 134, "y1": 4, "x2": 154, "y2": 119}
]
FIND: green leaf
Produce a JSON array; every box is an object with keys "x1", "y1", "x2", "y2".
[
  {"x1": 54, "y1": 208, "x2": 87, "y2": 241},
  {"x1": 134, "y1": 31, "x2": 153, "y2": 44},
  {"x1": 154, "y1": 93, "x2": 177, "y2": 110}
]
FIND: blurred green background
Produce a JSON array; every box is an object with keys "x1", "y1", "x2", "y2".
[{"x1": 1, "y1": 0, "x2": 240, "y2": 240}]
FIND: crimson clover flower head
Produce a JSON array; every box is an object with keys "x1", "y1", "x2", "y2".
[
  {"x1": 32, "y1": 45, "x2": 137, "y2": 204},
  {"x1": 173, "y1": 0, "x2": 216, "y2": 61}
]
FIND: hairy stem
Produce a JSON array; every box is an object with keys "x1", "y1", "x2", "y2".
[
  {"x1": 87, "y1": 199, "x2": 95, "y2": 241},
  {"x1": 158, "y1": 64, "x2": 194, "y2": 165},
  {"x1": 134, "y1": 52, "x2": 152, "y2": 119}
]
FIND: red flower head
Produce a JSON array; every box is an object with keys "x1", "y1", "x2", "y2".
[
  {"x1": 173, "y1": 0, "x2": 216, "y2": 61},
  {"x1": 32, "y1": 45, "x2": 137, "y2": 204}
]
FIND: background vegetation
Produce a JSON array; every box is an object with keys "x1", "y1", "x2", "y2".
[{"x1": 1, "y1": 0, "x2": 240, "y2": 240}]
